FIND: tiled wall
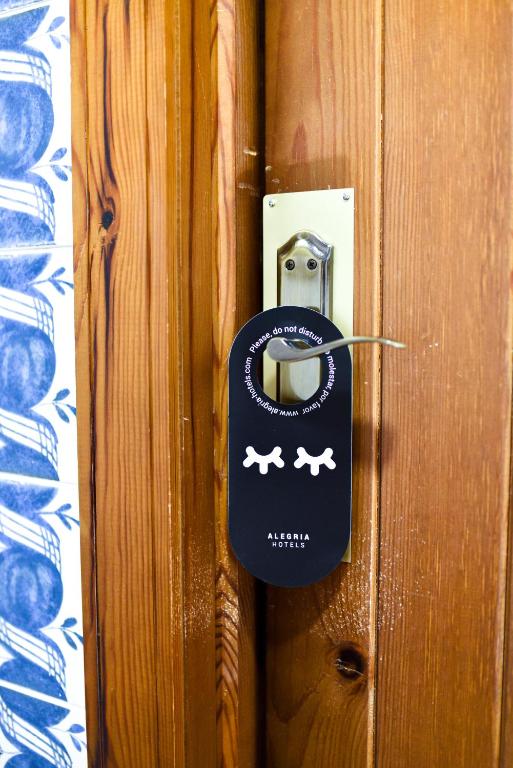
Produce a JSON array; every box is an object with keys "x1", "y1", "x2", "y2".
[{"x1": 0, "y1": 0, "x2": 87, "y2": 766}]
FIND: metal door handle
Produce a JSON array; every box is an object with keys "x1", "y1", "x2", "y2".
[{"x1": 266, "y1": 335, "x2": 406, "y2": 362}]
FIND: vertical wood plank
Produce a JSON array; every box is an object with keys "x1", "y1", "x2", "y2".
[
  {"x1": 502, "y1": 470, "x2": 513, "y2": 766},
  {"x1": 83, "y1": 1, "x2": 161, "y2": 762},
  {"x1": 145, "y1": 0, "x2": 194, "y2": 768},
  {"x1": 214, "y1": 1, "x2": 263, "y2": 766},
  {"x1": 378, "y1": 3, "x2": 513, "y2": 766},
  {"x1": 73, "y1": 0, "x2": 262, "y2": 764},
  {"x1": 70, "y1": 0, "x2": 102, "y2": 762},
  {"x1": 73, "y1": 0, "x2": 220, "y2": 763},
  {"x1": 175, "y1": 1, "x2": 218, "y2": 763},
  {"x1": 159, "y1": 8, "x2": 189, "y2": 759},
  {"x1": 265, "y1": 2, "x2": 383, "y2": 765}
]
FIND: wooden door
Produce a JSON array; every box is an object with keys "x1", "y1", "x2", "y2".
[{"x1": 71, "y1": 1, "x2": 513, "y2": 766}]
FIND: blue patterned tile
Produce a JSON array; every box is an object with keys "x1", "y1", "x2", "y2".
[
  {"x1": 0, "y1": 0, "x2": 72, "y2": 250},
  {"x1": 0, "y1": 248, "x2": 78, "y2": 485},
  {"x1": 0, "y1": 480, "x2": 86, "y2": 767},
  {"x1": 0, "y1": 0, "x2": 86, "y2": 764},
  {"x1": 0, "y1": 6, "x2": 50, "y2": 46}
]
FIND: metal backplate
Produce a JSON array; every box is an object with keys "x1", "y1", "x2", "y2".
[
  {"x1": 263, "y1": 188, "x2": 355, "y2": 560},
  {"x1": 277, "y1": 231, "x2": 332, "y2": 403}
]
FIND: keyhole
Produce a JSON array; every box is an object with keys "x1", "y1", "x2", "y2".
[{"x1": 335, "y1": 643, "x2": 367, "y2": 684}]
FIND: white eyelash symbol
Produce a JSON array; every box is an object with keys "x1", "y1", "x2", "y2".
[
  {"x1": 294, "y1": 447, "x2": 336, "y2": 476},
  {"x1": 243, "y1": 446, "x2": 284, "y2": 474}
]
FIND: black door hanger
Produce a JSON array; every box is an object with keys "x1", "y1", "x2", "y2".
[{"x1": 228, "y1": 305, "x2": 352, "y2": 588}]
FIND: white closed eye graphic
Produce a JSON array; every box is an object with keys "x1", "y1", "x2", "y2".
[
  {"x1": 243, "y1": 446, "x2": 284, "y2": 474},
  {"x1": 294, "y1": 447, "x2": 336, "y2": 476}
]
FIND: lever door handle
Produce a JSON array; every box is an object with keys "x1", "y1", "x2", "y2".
[{"x1": 266, "y1": 335, "x2": 406, "y2": 362}]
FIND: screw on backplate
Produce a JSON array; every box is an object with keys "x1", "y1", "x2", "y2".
[
  {"x1": 285, "y1": 259, "x2": 295, "y2": 271},
  {"x1": 307, "y1": 258, "x2": 317, "y2": 271},
  {"x1": 342, "y1": 192, "x2": 351, "y2": 201},
  {"x1": 268, "y1": 199, "x2": 276, "y2": 207}
]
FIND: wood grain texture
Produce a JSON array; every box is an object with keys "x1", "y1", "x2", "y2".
[
  {"x1": 378, "y1": 2, "x2": 513, "y2": 766},
  {"x1": 171, "y1": 1, "x2": 218, "y2": 764},
  {"x1": 70, "y1": 0, "x2": 101, "y2": 762},
  {"x1": 214, "y1": 2, "x2": 263, "y2": 766},
  {"x1": 265, "y1": 2, "x2": 383, "y2": 766},
  {"x1": 72, "y1": 0, "x2": 220, "y2": 764},
  {"x1": 84, "y1": 0, "x2": 161, "y2": 762},
  {"x1": 502, "y1": 462, "x2": 513, "y2": 767},
  {"x1": 72, "y1": 0, "x2": 264, "y2": 764},
  {"x1": 147, "y1": 1, "x2": 199, "y2": 764}
]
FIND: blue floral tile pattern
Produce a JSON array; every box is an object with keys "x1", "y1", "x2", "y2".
[{"x1": 0, "y1": 0, "x2": 87, "y2": 766}]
